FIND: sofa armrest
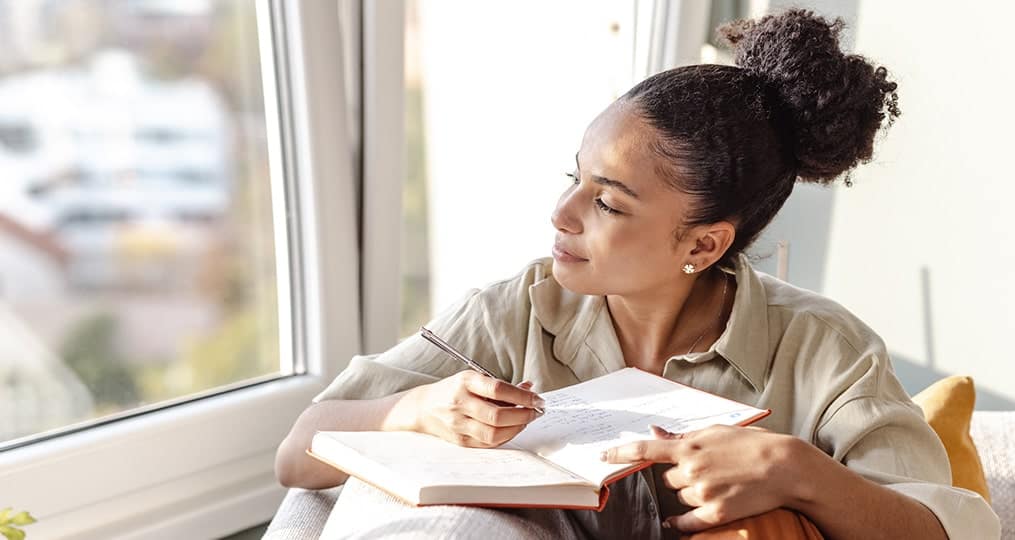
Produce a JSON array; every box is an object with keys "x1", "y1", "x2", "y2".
[
  {"x1": 971, "y1": 410, "x2": 1015, "y2": 539},
  {"x1": 263, "y1": 486, "x2": 343, "y2": 539}
]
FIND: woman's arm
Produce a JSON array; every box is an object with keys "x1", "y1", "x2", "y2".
[
  {"x1": 274, "y1": 390, "x2": 420, "y2": 489},
  {"x1": 604, "y1": 425, "x2": 947, "y2": 539},
  {"x1": 788, "y1": 437, "x2": 946, "y2": 540}
]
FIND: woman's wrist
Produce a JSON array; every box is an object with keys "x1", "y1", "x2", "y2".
[
  {"x1": 777, "y1": 436, "x2": 831, "y2": 512},
  {"x1": 379, "y1": 387, "x2": 425, "y2": 433}
]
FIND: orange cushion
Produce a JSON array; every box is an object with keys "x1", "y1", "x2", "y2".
[
  {"x1": 682, "y1": 508, "x2": 823, "y2": 539},
  {"x1": 911, "y1": 375, "x2": 991, "y2": 503}
]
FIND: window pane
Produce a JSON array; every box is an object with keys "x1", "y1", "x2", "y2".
[{"x1": 0, "y1": 0, "x2": 282, "y2": 446}]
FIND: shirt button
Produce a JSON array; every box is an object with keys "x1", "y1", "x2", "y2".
[{"x1": 648, "y1": 502, "x2": 658, "y2": 519}]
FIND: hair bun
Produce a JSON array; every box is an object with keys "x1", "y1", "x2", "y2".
[{"x1": 719, "y1": 9, "x2": 900, "y2": 184}]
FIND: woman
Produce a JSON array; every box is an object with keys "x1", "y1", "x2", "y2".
[{"x1": 275, "y1": 10, "x2": 999, "y2": 539}]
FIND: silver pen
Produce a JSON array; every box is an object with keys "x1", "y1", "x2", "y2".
[{"x1": 420, "y1": 326, "x2": 544, "y2": 414}]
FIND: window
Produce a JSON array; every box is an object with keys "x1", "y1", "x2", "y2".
[
  {"x1": 0, "y1": 0, "x2": 284, "y2": 449},
  {"x1": 0, "y1": 1, "x2": 361, "y2": 536}
]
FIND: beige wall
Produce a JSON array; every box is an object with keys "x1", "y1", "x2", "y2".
[
  {"x1": 762, "y1": 1, "x2": 1015, "y2": 408},
  {"x1": 828, "y1": 1, "x2": 1015, "y2": 408}
]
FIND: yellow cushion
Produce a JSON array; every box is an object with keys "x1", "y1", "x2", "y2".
[{"x1": 911, "y1": 375, "x2": 991, "y2": 503}]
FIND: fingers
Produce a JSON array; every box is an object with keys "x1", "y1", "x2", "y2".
[
  {"x1": 446, "y1": 432, "x2": 486, "y2": 448},
  {"x1": 602, "y1": 425, "x2": 689, "y2": 463},
  {"x1": 675, "y1": 485, "x2": 703, "y2": 507},
  {"x1": 450, "y1": 408, "x2": 533, "y2": 447},
  {"x1": 465, "y1": 373, "x2": 545, "y2": 410},
  {"x1": 669, "y1": 505, "x2": 734, "y2": 533},
  {"x1": 447, "y1": 390, "x2": 541, "y2": 446},
  {"x1": 650, "y1": 424, "x2": 679, "y2": 439},
  {"x1": 601, "y1": 439, "x2": 678, "y2": 464},
  {"x1": 468, "y1": 397, "x2": 543, "y2": 428},
  {"x1": 434, "y1": 374, "x2": 546, "y2": 447},
  {"x1": 660, "y1": 464, "x2": 691, "y2": 490},
  {"x1": 454, "y1": 377, "x2": 542, "y2": 427}
]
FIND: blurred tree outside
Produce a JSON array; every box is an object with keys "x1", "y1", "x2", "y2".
[
  {"x1": 61, "y1": 313, "x2": 139, "y2": 413},
  {"x1": 171, "y1": 297, "x2": 277, "y2": 395}
]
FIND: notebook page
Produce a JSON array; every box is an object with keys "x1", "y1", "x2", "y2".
[
  {"x1": 509, "y1": 368, "x2": 766, "y2": 485},
  {"x1": 315, "y1": 431, "x2": 590, "y2": 489}
]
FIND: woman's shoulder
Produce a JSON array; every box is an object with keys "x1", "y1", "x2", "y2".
[
  {"x1": 754, "y1": 269, "x2": 886, "y2": 356},
  {"x1": 749, "y1": 268, "x2": 899, "y2": 404}
]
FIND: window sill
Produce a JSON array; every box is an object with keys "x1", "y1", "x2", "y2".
[{"x1": 0, "y1": 375, "x2": 323, "y2": 538}]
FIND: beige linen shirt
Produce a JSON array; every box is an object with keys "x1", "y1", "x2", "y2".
[{"x1": 316, "y1": 255, "x2": 1000, "y2": 539}]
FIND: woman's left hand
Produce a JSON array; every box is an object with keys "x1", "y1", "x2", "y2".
[{"x1": 602, "y1": 424, "x2": 808, "y2": 533}]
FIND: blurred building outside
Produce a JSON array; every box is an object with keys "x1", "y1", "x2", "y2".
[{"x1": 0, "y1": 0, "x2": 280, "y2": 445}]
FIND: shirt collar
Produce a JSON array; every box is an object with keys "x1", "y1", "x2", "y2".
[
  {"x1": 529, "y1": 254, "x2": 771, "y2": 391},
  {"x1": 529, "y1": 269, "x2": 625, "y2": 381},
  {"x1": 710, "y1": 254, "x2": 771, "y2": 392}
]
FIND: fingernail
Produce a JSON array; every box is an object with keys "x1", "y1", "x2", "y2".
[
  {"x1": 599, "y1": 451, "x2": 608, "y2": 461},
  {"x1": 533, "y1": 397, "x2": 546, "y2": 408},
  {"x1": 661, "y1": 521, "x2": 671, "y2": 529},
  {"x1": 650, "y1": 424, "x2": 674, "y2": 439}
]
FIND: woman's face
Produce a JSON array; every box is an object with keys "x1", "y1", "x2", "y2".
[{"x1": 550, "y1": 100, "x2": 699, "y2": 297}]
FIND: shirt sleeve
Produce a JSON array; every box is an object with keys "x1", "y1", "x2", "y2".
[{"x1": 816, "y1": 359, "x2": 1000, "y2": 539}]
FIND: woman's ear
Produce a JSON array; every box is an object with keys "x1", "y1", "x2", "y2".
[{"x1": 689, "y1": 221, "x2": 736, "y2": 268}]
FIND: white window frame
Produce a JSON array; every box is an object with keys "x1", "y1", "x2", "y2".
[{"x1": 0, "y1": 1, "x2": 363, "y2": 537}]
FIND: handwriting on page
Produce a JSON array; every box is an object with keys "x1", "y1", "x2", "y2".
[
  {"x1": 533, "y1": 393, "x2": 617, "y2": 446},
  {"x1": 510, "y1": 376, "x2": 757, "y2": 483},
  {"x1": 515, "y1": 383, "x2": 755, "y2": 460}
]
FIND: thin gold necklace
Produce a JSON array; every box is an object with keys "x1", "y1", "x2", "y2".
[{"x1": 685, "y1": 271, "x2": 729, "y2": 355}]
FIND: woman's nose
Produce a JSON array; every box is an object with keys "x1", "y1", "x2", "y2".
[{"x1": 550, "y1": 191, "x2": 582, "y2": 234}]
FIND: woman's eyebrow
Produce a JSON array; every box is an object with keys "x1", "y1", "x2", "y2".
[{"x1": 575, "y1": 153, "x2": 640, "y2": 199}]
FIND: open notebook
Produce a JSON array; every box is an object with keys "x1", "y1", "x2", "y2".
[{"x1": 309, "y1": 367, "x2": 770, "y2": 510}]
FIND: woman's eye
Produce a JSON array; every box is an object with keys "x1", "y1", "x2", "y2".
[
  {"x1": 595, "y1": 198, "x2": 619, "y2": 215},
  {"x1": 565, "y1": 172, "x2": 621, "y2": 215}
]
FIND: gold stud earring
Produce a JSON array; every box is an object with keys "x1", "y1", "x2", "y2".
[{"x1": 682, "y1": 263, "x2": 695, "y2": 274}]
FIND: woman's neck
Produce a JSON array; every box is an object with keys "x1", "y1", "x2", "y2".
[{"x1": 606, "y1": 269, "x2": 732, "y2": 374}]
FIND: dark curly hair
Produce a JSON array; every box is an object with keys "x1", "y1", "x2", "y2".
[{"x1": 623, "y1": 9, "x2": 900, "y2": 269}]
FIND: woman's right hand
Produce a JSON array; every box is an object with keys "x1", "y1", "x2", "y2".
[{"x1": 408, "y1": 371, "x2": 545, "y2": 448}]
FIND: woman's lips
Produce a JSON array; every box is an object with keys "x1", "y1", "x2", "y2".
[{"x1": 552, "y1": 243, "x2": 588, "y2": 263}]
